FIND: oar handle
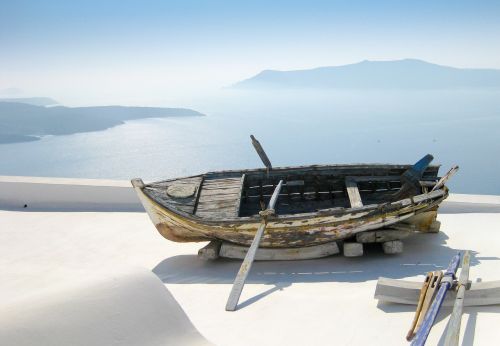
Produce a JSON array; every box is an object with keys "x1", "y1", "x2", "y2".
[
  {"x1": 431, "y1": 165, "x2": 459, "y2": 192},
  {"x1": 406, "y1": 272, "x2": 433, "y2": 341},
  {"x1": 268, "y1": 180, "x2": 283, "y2": 210},
  {"x1": 251, "y1": 135, "x2": 272, "y2": 171},
  {"x1": 411, "y1": 252, "x2": 461, "y2": 346}
]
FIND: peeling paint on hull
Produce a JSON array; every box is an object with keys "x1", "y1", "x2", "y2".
[{"x1": 133, "y1": 181, "x2": 447, "y2": 248}]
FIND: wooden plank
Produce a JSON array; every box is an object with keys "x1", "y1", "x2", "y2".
[
  {"x1": 345, "y1": 178, "x2": 363, "y2": 208},
  {"x1": 196, "y1": 200, "x2": 239, "y2": 209},
  {"x1": 205, "y1": 163, "x2": 440, "y2": 182},
  {"x1": 382, "y1": 240, "x2": 403, "y2": 254},
  {"x1": 219, "y1": 241, "x2": 339, "y2": 260},
  {"x1": 198, "y1": 240, "x2": 222, "y2": 260},
  {"x1": 197, "y1": 187, "x2": 241, "y2": 195},
  {"x1": 201, "y1": 185, "x2": 241, "y2": 191},
  {"x1": 414, "y1": 271, "x2": 443, "y2": 335},
  {"x1": 192, "y1": 176, "x2": 204, "y2": 214},
  {"x1": 148, "y1": 176, "x2": 202, "y2": 188},
  {"x1": 143, "y1": 176, "x2": 203, "y2": 215},
  {"x1": 195, "y1": 177, "x2": 242, "y2": 219},
  {"x1": 195, "y1": 210, "x2": 237, "y2": 218},
  {"x1": 444, "y1": 250, "x2": 471, "y2": 346},
  {"x1": 250, "y1": 135, "x2": 272, "y2": 170},
  {"x1": 201, "y1": 179, "x2": 241, "y2": 188},
  {"x1": 347, "y1": 175, "x2": 436, "y2": 190},
  {"x1": 375, "y1": 277, "x2": 500, "y2": 307},
  {"x1": 235, "y1": 174, "x2": 246, "y2": 216},
  {"x1": 343, "y1": 242, "x2": 363, "y2": 257},
  {"x1": 202, "y1": 178, "x2": 241, "y2": 186},
  {"x1": 204, "y1": 177, "x2": 243, "y2": 182},
  {"x1": 176, "y1": 206, "x2": 198, "y2": 214},
  {"x1": 197, "y1": 194, "x2": 241, "y2": 202},
  {"x1": 406, "y1": 272, "x2": 433, "y2": 341},
  {"x1": 346, "y1": 175, "x2": 401, "y2": 182},
  {"x1": 356, "y1": 229, "x2": 411, "y2": 243}
]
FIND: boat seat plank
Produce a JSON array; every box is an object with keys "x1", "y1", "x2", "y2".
[
  {"x1": 346, "y1": 178, "x2": 363, "y2": 208},
  {"x1": 196, "y1": 176, "x2": 244, "y2": 219}
]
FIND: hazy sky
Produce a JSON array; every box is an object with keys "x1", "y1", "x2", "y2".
[{"x1": 1, "y1": 0, "x2": 500, "y2": 105}]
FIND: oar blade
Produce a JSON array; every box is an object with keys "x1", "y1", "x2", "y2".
[
  {"x1": 406, "y1": 272, "x2": 433, "y2": 341},
  {"x1": 250, "y1": 135, "x2": 272, "y2": 170},
  {"x1": 412, "y1": 154, "x2": 434, "y2": 177},
  {"x1": 225, "y1": 222, "x2": 266, "y2": 311},
  {"x1": 393, "y1": 154, "x2": 434, "y2": 200},
  {"x1": 225, "y1": 180, "x2": 283, "y2": 311}
]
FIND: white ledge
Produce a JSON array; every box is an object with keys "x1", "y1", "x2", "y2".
[
  {"x1": 0, "y1": 175, "x2": 131, "y2": 187},
  {"x1": 0, "y1": 175, "x2": 499, "y2": 212}
]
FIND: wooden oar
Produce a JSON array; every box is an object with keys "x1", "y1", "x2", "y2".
[
  {"x1": 406, "y1": 272, "x2": 433, "y2": 341},
  {"x1": 411, "y1": 252, "x2": 461, "y2": 346},
  {"x1": 413, "y1": 271, "x2": 443, "y2": 338},
  {"x1": 443, "y1": 250, "x2": 471, "y2": 346},
  {"x1": 225, "y1": 180, "x2": 284, "y2": 311},
  {"x1": 431, "y1": 165, "x2": 459, "y2": 192},
  {"x1": 251, "y1": 135, "x2": 272, "y2": 173}
]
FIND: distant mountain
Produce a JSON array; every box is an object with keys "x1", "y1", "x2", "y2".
[
  {"x1": 0, "y1": 102, "x2": 205, "y2": 144},
  {"x1": 0, "y1": 97, "x2": 59, "y2": 107},
  {"x1": 233, "y1": 59, "x2": 500, "y2": 89}
]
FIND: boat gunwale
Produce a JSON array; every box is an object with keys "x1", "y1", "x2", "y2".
[
  {"x1": 204, "y1": 163, "x2": 441, "y2": 179},
  {"x1": 144, "y1": 163, "x2": 441, "y2": 185}
]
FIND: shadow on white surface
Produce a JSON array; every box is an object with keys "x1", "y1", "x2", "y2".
[
  {"x1": 154, "y1": 233, "x2": 486, "y2": 285},
  {"x1": 153, "y1": 232, "x2": 499, "y2": 309}
]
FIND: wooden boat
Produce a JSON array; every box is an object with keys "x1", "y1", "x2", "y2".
[{"x1": 131, "y1": 153, "x2": 456, "y2": 249}]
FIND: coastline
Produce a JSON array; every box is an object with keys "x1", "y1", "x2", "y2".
[{"x1": 0, "y1": 103, "x2": 205, "y2": 144}]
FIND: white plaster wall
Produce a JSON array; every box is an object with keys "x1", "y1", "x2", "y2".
[{"x1": 0, "y1": 176, "x2": 142, "y2": 211}]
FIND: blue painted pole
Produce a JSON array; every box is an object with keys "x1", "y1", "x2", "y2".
[{"x1": 411, "y1": 252, "x2": 461, "y2": 346}]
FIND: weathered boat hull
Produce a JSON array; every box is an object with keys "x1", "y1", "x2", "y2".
[{"x1": 132, "y1": 176, "x2": 447, "y2": 248}]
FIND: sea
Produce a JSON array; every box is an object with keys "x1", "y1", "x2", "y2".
[{"x1": 1, "y1": 89, "x2": 499, "y2": 194}]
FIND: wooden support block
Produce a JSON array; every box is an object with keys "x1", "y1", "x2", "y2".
[
  {"x1": 343, "y1": 242, "x2": 363, "y2": 257},
  {"x1": 219, "y1": 241, "x2": 339, "y2": 261},
  {"x1": 356, "y1": 229, "x2": 411, "y2": 243},
  {"x1": 382, "y1": 240, "x2": 403, "y2": 254},
  {"x1": 345, "y1": 178, "x2": 363, "y2": 208},
  {"x1": 375, "y1": 277, "x2": 500, "y2": 307},
  {"x1": 428, "y1": 220, "x2": 441, "y2": 233},
  {"x1": 404, "y1": 210, "x2": 438, "y2": 232},
  {"x1": 197, "y1": 240, "x2": 222, "y2": 260}
]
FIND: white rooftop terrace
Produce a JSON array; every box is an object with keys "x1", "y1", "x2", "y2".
[{"x1": 1, "y1": 176, "x2": 500, "y2": 345}]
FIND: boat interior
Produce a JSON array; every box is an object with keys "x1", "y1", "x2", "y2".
[{"x1": 143, "y1": 165, "x2": 440, "y2": 220}]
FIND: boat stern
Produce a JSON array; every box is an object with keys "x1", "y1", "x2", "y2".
[
  {"x1": 131, "y1": 178, "x2": 145, "y2": 189},
  {"x1": 130, "y1": 178, "x2": 209, "y2": 242},
  {"x1": 131, "y1": 178, "x2": 161, "y2": 225}
]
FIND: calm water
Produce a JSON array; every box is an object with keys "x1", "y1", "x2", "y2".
[{"x1": 1, "y1": 89, "x2": 499, "y2": 194}]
